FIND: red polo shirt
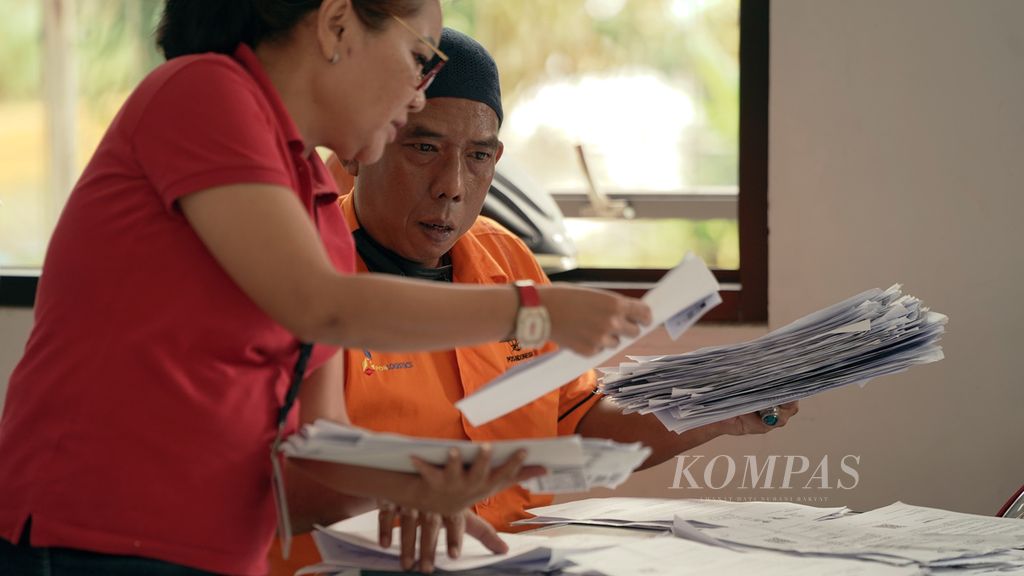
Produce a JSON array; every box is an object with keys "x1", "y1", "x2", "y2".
[{"x1": 0, "y1": 45, "x2": 353, "y2": 575}]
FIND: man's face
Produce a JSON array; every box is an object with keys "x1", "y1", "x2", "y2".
[{"x1": 353, "y1": 97, "x2": 503, "y2": 268}]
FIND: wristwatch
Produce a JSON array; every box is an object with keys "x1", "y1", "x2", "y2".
[{"x1": 513, "y1": 280, "x2": 551, "y2": 348}]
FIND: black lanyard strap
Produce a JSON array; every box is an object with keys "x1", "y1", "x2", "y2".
[{"x1": 277, "y1": 342, "x2": 314, "y2": 431}]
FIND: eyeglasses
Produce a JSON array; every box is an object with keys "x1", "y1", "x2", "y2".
[{"x1": 391, "y1": 15, "x2": 448, "y2": 91}]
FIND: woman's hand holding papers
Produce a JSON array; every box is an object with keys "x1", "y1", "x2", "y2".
[
  {"x1": 409, "y1": 444, "x2": 544, "y2": 516},
  {"x1": 542, "y1": 285, "x2": 653, "y2": 355},
  {"x1": 374, "y1": 445, "x2": 544, "y2": 573}
]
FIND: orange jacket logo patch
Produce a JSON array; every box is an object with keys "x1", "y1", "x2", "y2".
[{"x1": 361, "y1": 350, "x2": 414, "y2": 376}]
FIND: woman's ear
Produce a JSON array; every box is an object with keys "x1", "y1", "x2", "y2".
[{"x1": 316, "y1": 0, "x2": 351, "y2": 63}]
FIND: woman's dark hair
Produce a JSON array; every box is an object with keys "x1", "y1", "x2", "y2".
[{"x1": 157, "y1": 0, "x2": 424, "y2": 59}]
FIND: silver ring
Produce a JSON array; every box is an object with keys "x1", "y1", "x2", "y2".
[{"x1": 758, "y1": 406, "x2": 781, "y2": 427}]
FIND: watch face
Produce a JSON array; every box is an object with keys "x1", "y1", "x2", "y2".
[{"x1": 518, "y1": 309, "x2": 547, "y2": 342}]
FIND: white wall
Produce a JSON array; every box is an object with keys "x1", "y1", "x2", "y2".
[
  {"x1": 2, "y1": 0, "x2": 1022, "y2": 517},
  {"x1": 572, "y1": 0, "x2": 1024, "y2": 515},
  {"x1": 769, "y1": 0, "x2": 1024, "y2": 515}
]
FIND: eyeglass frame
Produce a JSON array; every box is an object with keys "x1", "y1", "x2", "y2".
[{"x1": 391, "y1": 15, "x2": 449, "y2": 91}]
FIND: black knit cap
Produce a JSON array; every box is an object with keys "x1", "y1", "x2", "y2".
[{"x1": 424, "y1": 28, "x2": 503, "y2": 126}]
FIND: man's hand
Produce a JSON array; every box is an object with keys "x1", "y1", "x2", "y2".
[
  {"x1": 722, "y1": 401, "x2": 800, "y2": 435},
  {"x1": 377, "y1": 504, "x2": 507, "y2": 573}
]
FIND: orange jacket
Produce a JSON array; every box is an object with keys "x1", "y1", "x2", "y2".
[
  {"x1": 268, "y1": 175, "x2": 601, "y2": 574},
  {"x1": 340, "y1": 194, "x2": 601, "y2": 531}
]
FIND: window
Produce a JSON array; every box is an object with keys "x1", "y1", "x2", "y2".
[
  {"x1": 0, "y1": 0, "x2": 164, "y2": 305},
  {"x1": 0, "y1": 0, "x2": 768, "y2": 321},
  {"x1": 445, "y1": 0, "x2": 768, "y2": 321}
]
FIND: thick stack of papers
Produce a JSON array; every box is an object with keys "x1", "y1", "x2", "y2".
[
  {"x1": 670, "y1": 501, "x2": 1024, "y2": 573},
  {"x1": 519, "y1": 498, "x2": 1024, "y2": 575},
  {"x1": 280, "y1": 420, "x2": 651, "y2": 494},
  {"x1": 561, "y1": 537, "x2": 924, "y2": 576},
  {"x1": 600, "y1": 285, "x2": 947, "y2": 432},
  {"x1": 295, "y1": 510, "x2": 645, "y2": 575},
  {"x1": 295, "y1": 498, "x2": 1023, "y2": 575},
  {"x1": 517, "y1": 497, "x2": 849, "y2": 532},
  {"x1": 456, "y1": 253, "x2": 721, "y2": 426}
]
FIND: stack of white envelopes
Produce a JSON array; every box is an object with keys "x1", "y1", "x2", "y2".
[
  {"x1": 281, "y1": 419, "x2": 651, "y2": 494},
  {"x1": 600, "y1": 285, "x2": 947, "y2": 433},
  {"x1": 296, "y1": 510, "x2": 651, "y2": 575}
]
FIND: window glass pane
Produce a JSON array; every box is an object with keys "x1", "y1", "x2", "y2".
[
  {"x1": 0, "y1": 2, "x2": 44, "y2": 268},
  {"x1": 1, "y1": 1, "x2": 741, "y2": 273},
  {"x1": 445, "y1": 0, "x2": 740, "y2": 270},
  {"x1": 445, "y1": 0, "x2": 739, "y2": 194},
  {"x1": 0, "y1": 0, "x2": 162, "y2": 270},
  {"x1": 565, "y1": 217, "x2": 738, "y2": 269}
]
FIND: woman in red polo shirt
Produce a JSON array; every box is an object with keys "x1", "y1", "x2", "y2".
[{"x1": 0, "y1": 1, "x2": 651, "y2": 575}]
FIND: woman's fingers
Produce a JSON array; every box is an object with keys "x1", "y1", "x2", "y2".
[
  {"x1": 465, "y1": 511, "x2": 508, "y2": 555},
  {"x1": 617, "y1": 318, "x2": 642, "y2": 339},
  {"x1": 487, "y1": 449, "x2": 528, "y2": 488},
  {"x1": 443, "y1": 447, "x2": 462, "y2": 485},
  {"x1": 443, "y1": 513, "x2": 465, "y2": 559},
  {"x1": 515, "y1": 464, "x2": 547, "y2": 483},
  {"x1": 418, "y1": 512, "x2": 442, "y2": 573},
  {"x1": 399, "y1": 508, "x2": 419, "y2": 571},
  {"x1": 377, "y1": 500, "x2": 397, "y2": 548},
  {"x1": 410, "y1": 455, "x2": 445, "y2": 487},
  {"x1": 543, "y1": 285, "x2": 653, "y2": 356},
  {"x1": 467, "y1": 443, "x2": 492, "y2": 486},
  {"x1": 411, "y1": 445, "x2": 537, "y2": 516},
  {"x1": 626, "y1": 299, "x2": 653, "y2": 327},
  {"x1": 605, "y1": 299, "x2": 652, "y2": 343},
  {"x1": 602, "y1": 333, "x2": 621, "y2": 350}
]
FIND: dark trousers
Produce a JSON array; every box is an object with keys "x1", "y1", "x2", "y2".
[{"x1": 0, "y1": 521, "x2": 220, "y2": 576}]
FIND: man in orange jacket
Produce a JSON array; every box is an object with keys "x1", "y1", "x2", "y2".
[
  {"x1": 269, "y1": 26, "x2": 797, "y2": 576},
  {"x1": 340, "y1": 28, "x2": 799, "y2": 533}
]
